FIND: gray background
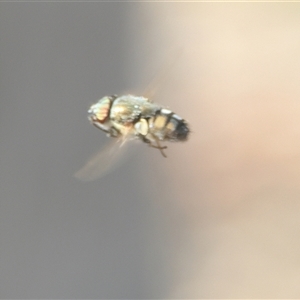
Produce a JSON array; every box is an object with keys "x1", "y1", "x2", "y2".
[
  {"x1": 1, "y1": 2, "x2": 300, "y2": 298},
  {"x1": 0, "y1": 3, "x2": 171, "y2": 298}
]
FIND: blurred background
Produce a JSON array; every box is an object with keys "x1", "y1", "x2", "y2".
[{"x1": 1, "y1": 2, "x2": 300, "y2": 298}]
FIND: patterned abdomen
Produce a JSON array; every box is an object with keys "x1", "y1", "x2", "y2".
[{"x1": 148, "y1": 109, "x2": 189, "y2": 142}]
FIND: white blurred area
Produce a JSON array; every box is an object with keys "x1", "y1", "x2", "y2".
[{"x1": 135, "y1": 3, "x2": 300, "y2": 298}]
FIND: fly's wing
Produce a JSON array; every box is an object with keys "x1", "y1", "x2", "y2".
[
  {"x1": 74, "y1": 137, "x2": 133, "y2": 181},
  {"x1": 142, "y1": 48, "x2": 183, "y2": 101}
]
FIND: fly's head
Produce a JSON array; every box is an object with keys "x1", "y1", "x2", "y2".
[{"x1": 88, "y1": 95, "x2": 116, "y2": 133}]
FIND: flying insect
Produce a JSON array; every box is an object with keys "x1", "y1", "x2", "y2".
[
  {"x1": 88, "y1": 94, "x2": 190, "y2": 158},
  {"x1": 75, "y1": 53, "x2": 190, "y2": 180}
]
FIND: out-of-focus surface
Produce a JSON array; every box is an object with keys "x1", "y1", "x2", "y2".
[{"x1": 1, "y1": 2, "x2": 300, "y2": 298}]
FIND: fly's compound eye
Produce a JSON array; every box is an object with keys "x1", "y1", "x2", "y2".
[{"x1": 88, "y1": 96, "x2": 112, "y2": 124}]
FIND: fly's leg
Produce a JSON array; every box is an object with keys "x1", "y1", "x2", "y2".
[
  {"x1": 142, "y1": 136, "x2": 167, "y2": 158},
  {"x1": 153, "y1": 139, "x2": 168, "y2": 158}
]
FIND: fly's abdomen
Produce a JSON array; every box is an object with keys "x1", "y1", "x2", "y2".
[{"x1": 149, "y1": 109, "x2": 189, "y2": 142}]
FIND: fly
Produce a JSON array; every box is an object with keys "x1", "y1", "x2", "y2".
[
  {"x1": 88, "y1": 94, "x2": 190, "y2": 158},
  {"x1": 75, "y1": 51, "x2": 190, "y2": 180}
]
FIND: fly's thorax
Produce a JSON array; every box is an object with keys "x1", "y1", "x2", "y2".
[
  {"x1": 148, "y1": 108, "x2": 190, "y2": 142},
  {"x1": 110, "y1": 95, "x2": 142, "y2": 124},
  {"x1": 110, "y1": 95, "x2": 160, "y2": 125}
]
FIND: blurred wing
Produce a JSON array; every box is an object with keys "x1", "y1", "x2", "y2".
[
  {"x1": 143, "y1": 48, "x2": 183, "y2": 101},
  {"x1": 74, "y1": 137, "x2": 131, "y2": 181}
]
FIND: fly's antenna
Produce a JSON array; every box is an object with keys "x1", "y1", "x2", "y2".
[{"x1": 142, "y1": 48, "x2": 183, "y2": 101}]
